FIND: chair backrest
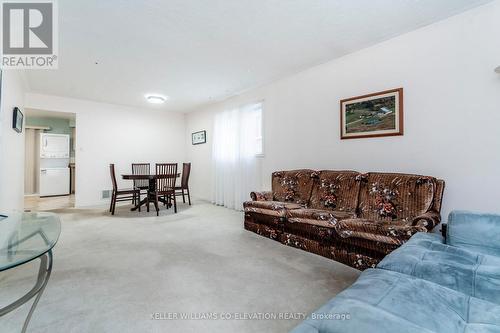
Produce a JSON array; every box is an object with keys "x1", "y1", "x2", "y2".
[
  {"x1": 181, "y1": 163, "x2": 191, "y2": 188},
  {"x1": 132, "y1": 163, "x2": 150, "y2": 188},
  {"x1": 109, "y1": 164, "x2": 118, "y2": 191},
  {"x1": 156, "y1": 163, "x2": 177, "y2": 191}
]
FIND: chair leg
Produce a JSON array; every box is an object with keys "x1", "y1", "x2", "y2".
[
  {"x1": 173, "y1": 193, "x2": 177, "y2": 213},
  {"x1": 187, "y1": 188, "x2": 191, "y2": 206},
  {"x1": 137, "y1": 192, "x2": 141, "y2": 212},
  {"x1": 109, "y1": 192, "x2": 115, "y2": 212},
  {"x1": 154, "y1": 195, "x2": 160, "y2": 216},
  {"x1": 146, "y1": 193, "x2": 150, "y2": 212},
  {"x1": 111, "y1": 194, "x2": 116, "y2": 215}
]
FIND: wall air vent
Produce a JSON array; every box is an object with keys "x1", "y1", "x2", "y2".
[{"x1": 102, "y1": 190, "x2": 111, "y2": 199}]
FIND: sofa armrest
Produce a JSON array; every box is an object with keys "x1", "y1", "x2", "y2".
[
  {"x1": 447, "y1": 211, "x2": 500, "y2": 256},
  {"x1": 250, "y1": 191, "x2": 273, "y2": 201},
  {"x1": 411, "y1": 211, "x2": 441, "y2": 231}
]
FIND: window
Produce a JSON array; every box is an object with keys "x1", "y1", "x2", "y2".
[
  {"x1": 241, "y1": 102, "x2": 263, "y2": 156},
  {"x1": 211, "y1": 101, "x2": 263, "y2": 210},
  {"x1": 254, "y1": 103, "x2": 263, "y2": 156}
]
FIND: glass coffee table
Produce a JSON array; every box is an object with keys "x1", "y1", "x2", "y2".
[{"x1": 0, "y1": 212, "x2": 61, "y2": 333}]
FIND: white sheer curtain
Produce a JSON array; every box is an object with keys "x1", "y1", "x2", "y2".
[{"x1": 212, "y1": 103, "x2": 262, "y2": 210}]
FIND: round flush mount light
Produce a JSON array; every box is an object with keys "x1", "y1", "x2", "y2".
[{"x1": 145, "y1": 94, "x2": 168, "y2": 104}]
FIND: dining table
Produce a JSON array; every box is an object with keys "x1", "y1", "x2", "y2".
[
  {"x1": 121, "y1": 173, "x2": 180, "y2": 211},
  {"x1": 0, "y1": 212, "x2": 61, "y2": 333}
]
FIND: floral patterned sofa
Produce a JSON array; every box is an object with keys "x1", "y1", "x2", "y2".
[{"x1": 243, "y1": 169, "x2": 445, "y2": 270}]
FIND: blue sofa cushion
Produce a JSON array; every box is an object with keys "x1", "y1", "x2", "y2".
[
  {"x1": 377, "y1": 232, "x2": 500, "y2": 304},
  {"x1": 447, "y1": 211, "x2": 500, "y2": 256},
  {"x1": 291, "y1": 269, "x2": 500, "y2": 333}
]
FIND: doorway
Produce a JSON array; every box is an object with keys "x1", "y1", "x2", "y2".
[{"x1": 24, "y1": 109, "x2": 76, "y2": 211}]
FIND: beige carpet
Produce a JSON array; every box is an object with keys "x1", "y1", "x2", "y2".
[{"x1": 1, "y1": 201, "x2": 360, "y2": 333}]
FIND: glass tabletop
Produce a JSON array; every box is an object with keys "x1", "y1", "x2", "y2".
[{"x1": 0, "y1": 212, "x2": 61, "y2": 272}]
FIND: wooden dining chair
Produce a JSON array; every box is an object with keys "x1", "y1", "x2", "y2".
[
  {"x1": 109, "y1": 164, "x2": 140, "y2": 215},
  {"x1": 174, "y1": 163, "x2": 191, "y2": 205},
  {"x1": 147, "y1": 163, "x2": 177, "y2": 216},
  {"x1": 132, "y1": 163, "x2": 150, "y2": 204}
]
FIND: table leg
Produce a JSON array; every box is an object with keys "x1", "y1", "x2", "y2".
[
  {"x1": 130, "y1": 178, "x2": 156, "y2": 211},
  {"x1": 129, "y1": 178, "x2": 173, "y2": 212},
  {"x1": 0, "y1": 250, "x2": 53, "y2": 333},
  {"x1": 130, "y1": 196, "x2": 148, "y2": 211}
]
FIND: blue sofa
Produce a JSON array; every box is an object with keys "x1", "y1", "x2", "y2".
[{"x1": 291, "y1": 211, "x2": 500, "y2": 333}]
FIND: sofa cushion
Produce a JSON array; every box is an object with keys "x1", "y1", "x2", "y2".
[
  {"x1": 308, "y1": 171, "x2": 360, "y2": 213},
  {"x1": 283, "y1": 209, "x2": 340, "y2": 244},
  {"x1": 357, "y1": 173, "x2": 437, "y2": 222},
  {"x1": 272, "y1": 169, "x2": 318, "y2": 205},
  {"x1": 378, "y1": 232, "x2": 500, "y2": 305},
  {"x1": 243, "y1": 200, "x2": 302, "y2": 217},
  {"x1": 287, "y1": 209, "x2": 356, "y2": 228},
  {"x1": 291, "y1": 268, "x2": 500, "y2": 333},
  {"x1": 284, "y1": 209, "x2": 356, "y2": 244},
  {"x1": 334, "y1": 218, "x2": 427, "y2": 246}
]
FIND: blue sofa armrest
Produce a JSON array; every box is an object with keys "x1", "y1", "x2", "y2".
[{"x1": 447, "y1": 210, "x2": 500, "y2": 256}]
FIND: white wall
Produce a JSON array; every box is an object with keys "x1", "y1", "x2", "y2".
[
  {"x1": 186, "y1": 1, "x2": 500, "y2": 219},
  {"x1": 0, "y1": 71, "x2": 27, "y2": 213},
  {"x1": 25, "y1": 93, "x2": 186, "y2": 207}
]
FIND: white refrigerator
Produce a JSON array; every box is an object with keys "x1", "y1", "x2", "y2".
[{"x1": 39, "y1": 133, "x2": 70, "y2": 197}]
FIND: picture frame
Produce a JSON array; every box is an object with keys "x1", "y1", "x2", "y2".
[
  {"x1": 12, "y1": 107, "x2": 24, "y2": 133},
  {"x1": 192, "y1": 130, "x2": 206, "y2": 145},
  {"x1": 340, "y1": 88, "x2": 403, "y2": 139}
]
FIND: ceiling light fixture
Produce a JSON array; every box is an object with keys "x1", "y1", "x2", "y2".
[{"x1": 145, "y1": 94, "x2": 168, "y2": 104}]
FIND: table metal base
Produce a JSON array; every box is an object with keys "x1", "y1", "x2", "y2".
[{"x1": 0, "y1": 250, "x2": 53, "y2": 333}]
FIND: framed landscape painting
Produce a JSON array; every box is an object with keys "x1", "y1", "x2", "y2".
[{"x1": 340, "y1": 88, "x2": 403, "y2": 139}]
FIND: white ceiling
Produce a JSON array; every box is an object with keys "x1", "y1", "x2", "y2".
[{"x1": 24, "y1": 0, "x2": 492, "y2": 113}]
